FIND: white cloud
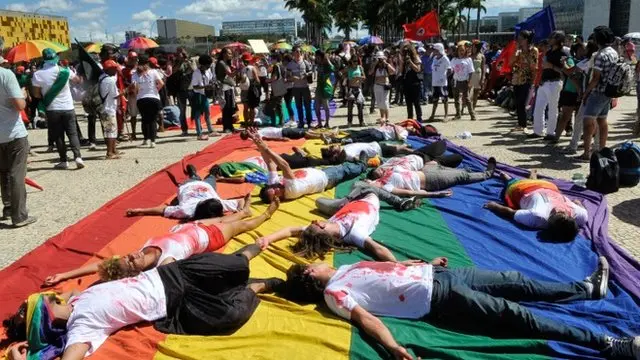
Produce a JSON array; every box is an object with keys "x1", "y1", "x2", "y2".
[
  {"x1": 131, "y1": 9, "x2": 157, "y2": 22},
  {"x1": 178, "y1": 0, "x2": 269, "y2": 16},
  {"x1": 74, "y1": 6, "x2": 107, "y2": 20},
  {"x1": 149, "y1": 1, "x2": 162, "y2": 9},
  {"x1": 5, "y1": 0, "x2": 73, "y2": 12},
  {"x1": 80, "y1": 0, "x2": 105, "y2": 4}
]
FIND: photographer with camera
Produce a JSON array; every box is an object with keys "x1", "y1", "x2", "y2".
[
  {"x1": 369, "y1": 51, "x2": 396, "y2": 123},
  {"x1": 398, "y1": 44, "x2": 424, "y2": 122}
]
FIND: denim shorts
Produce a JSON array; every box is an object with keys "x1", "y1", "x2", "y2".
[{"x1": 583, "y1": 91, "x2": 612, "y2": 118}]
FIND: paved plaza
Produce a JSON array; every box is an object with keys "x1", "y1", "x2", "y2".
[{"x1": 1, "y1": 96, "x2": 638, "y2": 269}]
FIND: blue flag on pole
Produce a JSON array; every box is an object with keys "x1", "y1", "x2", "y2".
[{"x1": 514, "y1": 6, "x2": 556, "y2": 43}]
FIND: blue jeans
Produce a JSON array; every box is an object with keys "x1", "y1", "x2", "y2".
[
  {"x1": 322, "y1": 162, "x2": 367, "y2": 189},
  {"x1": 191, "y1": 93, "x2": 213, "y2": 136},
  {"x1": 430, "y1": 267, "x2": 605, "y2": 349}
]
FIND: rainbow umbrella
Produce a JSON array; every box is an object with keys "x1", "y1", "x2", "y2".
[
  {"x1": 84, "y1": 42, "x2": 103, "y2": 53},
  {"x1": 122, "y1": 37, "x2": 158, "y2": 50},
  {"x1": 358, "y1": 35, "x2": 383, "y2": 45},
  {"x1": 5, "y1": 40, "x2": 68, "y2": 63},
  {"x1": 272, "y1": 42, "x2": 292, "y2": 51},
  {"x1": 301, "y1": 44, "x2": 317, "y2": 53}
]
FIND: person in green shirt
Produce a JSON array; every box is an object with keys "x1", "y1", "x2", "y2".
[
  {"x1": 314, "y1": 50, "x2": 334, "y2": 128},
  {"x1": 555, "y1": 44, "x2": 587, "y2": 142}
]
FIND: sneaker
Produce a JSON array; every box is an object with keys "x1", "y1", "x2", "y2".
[
  {"x1": 141, "y1": 140, "x2": 148, "y2": 147},
  {"x1": 585, "y1": 256, "x2": 609, "y2": 299},
  {"x1": 13, "y1": 216, "x2": 37, "y2": 228},
  {"x1": 526, "y1": 133, "x2": 543, "y2": 139},
  {"x1": 454, "y1": 114, "x2": 461, "y2": 120},
  {"x1": 185, "y1": 164, "x2": 198, "y2": 179},
  {"x1": 400, "y1": 197, "x2": 422, "y2": 211},
  {"x1": 54, "y1": 161, "x2": 69, "y2": 170},
  {"x1": 559, "y1": 146, "x2": 577, "y2": 155},
  {"x1": 150, "y1": 142, "x2": 156, "y2": 148},
  {"x1": 321, "y1": 134, "x2": 332, "y2": 145},
  {"x1": 46, "y1": 146, "x2": 55, "y2": 153},
  {"x1": 543, "y1": 135, "x2": 558, "y2": 142},
  {"x1": 89, "y1": 143, "x2": 97, "y2": 151},
  {"x1": 180, "y1": 131, "x2": 189, "y2": 137},
  {"x1": 486, "y1": 157, "x2": 497, "y2": 176},
  {"x1": 603, "y1": 336, "x2": 639, "y2": 359},
  {"x1": 75, "y1": 158, "x2": 85, "y2": 169}
]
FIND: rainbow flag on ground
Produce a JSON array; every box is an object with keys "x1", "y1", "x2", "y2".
[{"x1": 1, "y1": 135, "x2": 638, "y2": 360}]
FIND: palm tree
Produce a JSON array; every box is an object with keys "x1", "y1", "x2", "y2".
[
  {"x1": 471, "y1": 0, "x2": 486, "y2": 38},
  {"x1": 330, "y1": 0, "x2": 359, "y2": 39}
]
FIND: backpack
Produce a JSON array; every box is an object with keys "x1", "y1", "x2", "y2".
[
  {"x1": 613, "y1": 142, "x2": 640, "y2": 187},
  {"x1": 81, "y1": 75, "x2": 107, "y2": 115},
  {"x1": 586, "y1": 147, "x2": 620, "y2": 194},
  {"x1": 604, "y1": 56, "x2": 635, "y2": 98}
]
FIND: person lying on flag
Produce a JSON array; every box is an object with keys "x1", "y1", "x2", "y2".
[
  {"x1": 246, "y1": 129, "x2": 368, "y2": 204},
  {"x1": 320, "y1": 123, "x2": 410, "y2": 145},
  {"x1": 366, "y1": 157, "x2": 497, "y2": 198},
  {"x1": 374, "y1": 140, "x2": 464, "y2": 171},
  {"x1": 4, "y1": 245, "x2": 285, "y2": 360},
  {"x1": 321, "y1": 141, "x2": 413, "y2": 163},
  {"x1": 239, "y1": 126, "x2": 325, "y2": 141},
  {"x1": 42, "y1": 197, "x2": 279, "y2": 286},
  {"x1": 256, "y1": 193, "x2": 439, "y2": 263},
  {"x1": 125, "y1": 164, "x2": 246, "y2": 219},
  {"x1": 484, "y1": 170, "x2": 587, "y2": 242},
  {"x1": 282, "y1": 257, "x2": 640, "y2": 360}
]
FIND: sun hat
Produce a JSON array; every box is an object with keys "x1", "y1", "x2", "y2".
[
  {"x1": 374, "y1": 50, "x2": 386, "y2": 60},
  {"x1": 433, "y1": 43, "x2": 445, "y2": 56}
]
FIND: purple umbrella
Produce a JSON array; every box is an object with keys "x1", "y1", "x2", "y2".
[{"x1": 358, "y1": 35, "x2": 384, "y2": 45}]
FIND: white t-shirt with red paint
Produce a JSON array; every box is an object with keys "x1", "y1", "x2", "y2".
[
  {"x1": 376, "y1": 170, "x2": 421, "y2": 192},
  {"x1": 324, "y1": 261, "x2": 433, "y2": 320},
  {"x1": 142, "y1": 222, "x2": 211, "y2": 265},
  {"x1": 377, "y1": 124, "x2": 409, "y2": 141},
  {"x1": 329, "y1": 193, "x2": 380, "y2": 248},
  {"x1": 381, "y1": 155, "x2": 424, "y2": 172},
  {"x1": 244, "y1": 155, "x2": 267, "y2": 170},
  {"x1": 283, "y1": 168, "x2": 328, "y2": 199},
  {"x1": 343, "y1": 142, "x2": 382, "y2": 161},
  {"x1": 258, "y1": 127, "x2": 284, "y2": 139},
  {"x1": 163, "y1": 180, "x2": 240, "y2": 219},
  {"x1": 65, "y1": 269, "x2": 167, "y2": 356},
  {"x1": 514, "y1": 189, "x2": 588, "y2": 229}
]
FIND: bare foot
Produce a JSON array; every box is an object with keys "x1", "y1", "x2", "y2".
[
  {"x1": 106, "y1": 154, "x2": 121, "y2": 160},
  {"x1": 529, "y1": 169, "x2": 538, "y2": 179},
  {"x1": 265, "y1": 197, "x2": 280, "y2": 218},
  {"x1": 242, "y1": 193, "x2": 252, "y2": 217}
]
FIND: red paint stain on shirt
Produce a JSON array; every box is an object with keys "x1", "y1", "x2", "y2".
[
  {"x1": 294, "y1": 170, "x2": 307, "y2": 179},
  {"x1": 399, "y1": 294, "x2": 405, "y2": 302},
  {"x1": 332, "y1": 200, "x2": 372, "y2": 220},
  {"x1": 325, "y1": 289, "x2": 348, "y2": 306},
  {"x1": 351, "y1": 261, "x2": 407, "y2": 276}
]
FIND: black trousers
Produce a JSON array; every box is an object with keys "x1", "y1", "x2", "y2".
[
  {"x1": 222, "y1": 89, "x2": 235, "y2": 132},
  {"x1": 46, "y1": 110, "x2": 82, "y2": 162},
  {"x1": 177, "y1": 91, "x2": 189, "y2": 133},
  {"x1": 137, "y1": 98, "x2": 161, "y2": 141},
  {"x1": 349, "y1": 128, "x2": 385, "y2": 143},
  {"x1": 87, "y1": 111, "x2": 97, "y2": 143},
  {"x1": 155, "y1": 253, "x2": 259, "y2": 335},
  {"x1": 284, "y1": 89, "x2": 294, "y2": 120},
  {"x1": 281, "y1": 152, "x2": 331, "y2": 169},
  {"x1": 0, "y1": 137, "x2": 29, "y2": 224},
  {"x1": 513, "y1": 83, "x2": 531, "y2": 128},
  {"x1": 404, "y1": 82, "x2": 423, "y2": 121}
]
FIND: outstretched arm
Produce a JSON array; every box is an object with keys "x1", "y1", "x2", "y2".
[
  {"x1": 363, "y1": 238, "x2": 396, "y2": 262},
  {"x1": 43, "y1": 263, "x2": 101, "y2": 286},
  {"x1": 484, "y1": 201, "x2": 516, "y2": 219},
  {"x1": 251, "y1": 133, "x2": 295, "y2": 179},
  {"x1": 61, "y1": 343, "x2": 90, "y2": 360},
  {"x1": 126, "y1": 205, "x2": 167, "y2": 217},
  {"x1": 256, "y1": 226, "x2": 306, "y2": 249},
  {"x1": 350, "y1": 306, "x2": 414, "y2": 360},
  {"x1": 233, "y1": 243, "x2": 262, "y2": 261}
]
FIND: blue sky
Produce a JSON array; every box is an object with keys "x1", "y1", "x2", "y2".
[{"x1": 2, "y1": 0, "x2": 542, "y2": 43}]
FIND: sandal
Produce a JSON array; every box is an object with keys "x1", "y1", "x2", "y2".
[{"x1": 198, "y1": 135, "x2": 209, "y2": 141}]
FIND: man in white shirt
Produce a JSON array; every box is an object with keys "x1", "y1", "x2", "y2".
[
  {"x1": 248, "y1": 130, "x2": 367, "y2": 203},
  {"x1": 31, "y1": 48, "x2": 85, "y2": 170},
  {"x1": 428, "y1": 43, "x2": 452, "y2": 122},
  {"x1": 282, "y1": 257, "x2": 638, "y2": 360},
  {"x1": 485, "y1": 170, "x2": 588, "y2": 242},
  {"x1": 190, "y1": 55, "x2": 215, "y2": 140},
  {"x1": 0, "y1": 48, "x2": 37, "y2": 227},
  {"x1": 286, "y1": 46, "x2": 313, "y2": 128},
  {"x1": 98, "y1": 60, "x2": 123, "y2": 159},
  {"x1": 4, "y1": 244, "x2": 284, "y2": 360}
]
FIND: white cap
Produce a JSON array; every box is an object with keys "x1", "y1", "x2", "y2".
[
  {"x1": 433, "y1": 43, "x2": 445, "y2": 56},
  {"x1": 374, "y1": 50, "x2": 386, "y2": 60},
  {"x1": 417, "y1": 47, "x2": 426, "y2": 53}
]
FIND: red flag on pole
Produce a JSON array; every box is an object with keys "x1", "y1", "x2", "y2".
[
  {"x1": 495, "y1": 40, "x2": 517, "y2": 75},
  {"x1": 402, "y1": 10, "x2": 440, "y2": 41}
]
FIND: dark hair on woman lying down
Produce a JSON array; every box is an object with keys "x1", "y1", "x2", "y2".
[
  {"x1": 292, "y1": 226, "x2": 354, "y2": 259},
  {"x1": 546, "y1": 212, "x2": 579, "y2": 242},
  {"x1": 259, "y1": 183, "x2": 284, "y2": 204},
  {"x1": 285, "y1": 264, "x2": 325, "y2": 303},
  {"x1": 193, "y1": 198, "x2": 224, "y2": 220},
  {"x1": 3, "y1": 302, "x2": 27, "y2": 342}
]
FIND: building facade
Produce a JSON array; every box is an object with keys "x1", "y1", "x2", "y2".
[
  {"x1": 0, "y1": 10, "x2": 69, "y2": 48},
  {"x1": 519, "y1": 7, "x2": 543, "y2": 21},
  {"x1": 498, "y1": 12, "x2": 520, "y2": 32},
  {"x1": 545, "y1": 0, "x2": 638, "y2": 37},
  {"x1": 125, "y1": 31, "x2": 144, "y2": 41},
  {"x1": 157, "y1": 19, "x2": 215, "y2": 41},
  {"x1": 221, "y1": 18, "x2": 297, "y2": 37}
]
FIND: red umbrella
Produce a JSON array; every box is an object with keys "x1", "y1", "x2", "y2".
[
  {"x1": 224, "y1": 42, "x2": 251, "y2": 51},
  {"x1": 122, "y1": 37, "x2": 158, "y2": 50}
]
